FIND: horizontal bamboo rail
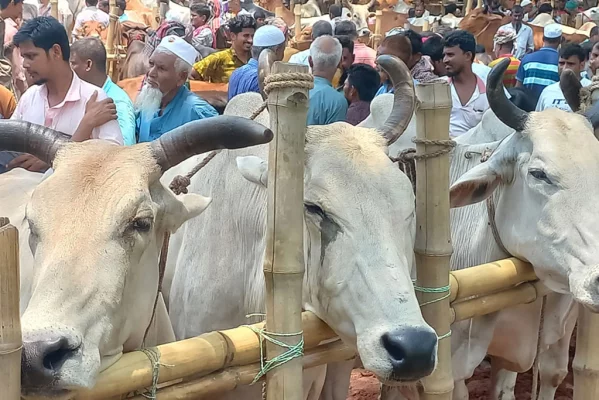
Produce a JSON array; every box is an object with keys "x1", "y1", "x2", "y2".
[{"x1": 78, "y1": 259, "x2": 542, "y2": 399}]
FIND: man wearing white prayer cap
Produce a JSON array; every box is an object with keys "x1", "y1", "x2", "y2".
[
  {"x1": 135, "y1": 35, "x2": 218, "y2": 142},
  {"x1": 228, "y1": 24, "x2": 286, "y2": 99}
]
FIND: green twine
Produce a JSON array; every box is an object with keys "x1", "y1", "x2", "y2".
[
  {"x1": 243, "y1": 324, "x2": 304, "y2": 384},
  {"x1": 412, "y1": 280, "x2": 452, "y2": 340}
]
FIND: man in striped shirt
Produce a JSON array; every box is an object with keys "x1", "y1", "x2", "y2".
[
  {"x1": 515, "y1": 24, "x2": 562, "y2": 103},
  {"x1": 488, "y1": 28, "x2": 521, "y2": 88}
]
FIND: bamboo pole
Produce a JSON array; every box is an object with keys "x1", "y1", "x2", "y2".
[
  {"x1": 423, "y1": 18, "x2": 430, "y2": 32},
  {"x1": 373, "y1": 10, "x2": 382, "y2": 49},
  {"x1": 0, "y1": 218, "x2": 21, "y2": 400},
  {"x1": 128, "y1": 340, "x2": 355, "y2": 400},
  {"x1": 414, "y1": 82, "x2": 453, "y2": 399},
  {"x1": 78, "y1": 313, "x2": 335, "y2": 399},
  {"x1": 477, "y1": 0, "x2": 482, "y2": 8},
  {"x1": 263, "y1": 61, "x2": 309, "y2": 400},
  {"x1": 575, "y1": 13, "x2": 583, "y2": 28},
  {"x1": 294, "y1": 4, "x2": 302, "y2": 40},
  {"x1": 106, "y1": 0, "x2": 119, "y2": 82},
  {"x1": 465, "y1": 0, "x2": 474, "y2": 15},
  {"x1": 50, "y1": 0, "x2": 58, "y2": 19},
  {"x1": 275, "y1": 6, "x2": 283, "y2": 18},
  {"x1": 573, "y1": 305, "x2": 599, "y2": 399}
]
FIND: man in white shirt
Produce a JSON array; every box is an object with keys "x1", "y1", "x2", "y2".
[
  {"x1": 72, "y1": 0, "x2": 109, "y2": 38},
  {"x1": 521, "y1": 0, "x2": 533, "y2": 21},
  {"x1": 444, "y1": 30, "x2": 489, "y2": 138},
  {"x1": 499, "y1": 5, "x2": 534, "y2": 59},
  {"x1": 537, "y1": 43, "x2": 591, "y2": 112},
  {"x1": 289, "y1": 20, "x2": 332, "y2": 65}
]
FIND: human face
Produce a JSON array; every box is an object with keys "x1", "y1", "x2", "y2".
[
  {"x1": 147, "y1": 51, "x2": 184, "y2": 96},
  {"x1": 341, "y1": 47, "x2": 354, "y2": 71},
  {"x1": 256, "y1": 17, "x2": 265, "y2": 27},
  {"x1": 19, "y1": 40, "x2": 59, "y2": 85},
  {"x1": 511, "y1": 9, "x2": 523, "y2": 23},
  {"x1": 342, "y1": 77, "x2": 356, "y2": 102},
  {"x1": 415, "y1": 4, "x2": 425, "y2": 17},
  {"x1": 4, "y1": 0, "x2": 23, "y2": 20},
  {"x1": 69, "y1": 52, "x2": 92, "y2": 82},
  {"x1": 191, "y1": 11, "x2": 207, "y2": 29},
  {"x1": 432, "y1": 59, "x2": 446, "y2": 76},
  {"x1": 590, "y1": 44, "x2": 599, "y2": 74},
  {"x1": 558, "y1": 54, "x2": 584, "y2": 77},
  {"x1": 98, "y1": 1, "x2": 109, "y2": 13},
  {"x1": 443, "y1": 45, "x2": 470, "y2": 77},
  {"x1": 231, "y1": 27, "x2": 255, "y2": 52}
]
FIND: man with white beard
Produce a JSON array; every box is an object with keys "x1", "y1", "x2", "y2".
[{"x1": 135, "y1": 35, "x2": 218, "y2": 142}]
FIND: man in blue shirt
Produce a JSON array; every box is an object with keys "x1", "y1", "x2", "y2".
[
  {"x1": 71, "y1": 37, "x2": 136, "y2": 146},
  {"x1": 228, "y1": 24, "x2": 286, "y2": 100},
  {"x1": 307, "y1": 35, "x2": 348, "y2": 125},
  {"x1": 135, "y1": 35, "x2": 218, "y2": 143},
  {"x1": 515, "y1": 24, "x2": 562, "y2": 103}
]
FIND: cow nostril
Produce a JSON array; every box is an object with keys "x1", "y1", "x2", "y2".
[
  {"x1": 381, "y1": 328, "x2": 437, "y2": 381},
  {"x1": 43, "y1": 345, "x2": 76, "y2": 371},
  {"x1": 382, "y1": 332, "x2": 406, "y2": 363}
]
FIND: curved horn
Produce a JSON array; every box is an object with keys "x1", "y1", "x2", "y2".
[
  {"x1": 559, "y1": 69, "x2": 583, "y2": 113},
  {"x1": 376, "y1": 55, "x2": 416, "y2": 145},
  {"x1": 0, "y1": 120, "x2": 70, "y2": 165},
  {"x1": 150, "y1": 116, "x2": 274, "y2": 171},
  {"x1": 487, "y1": 57, "x2": 529, "y2": 132},
  {"x1": 258, "y1": 48, "x2": 276, "y2": 100}
]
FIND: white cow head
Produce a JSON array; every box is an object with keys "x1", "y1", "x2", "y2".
[
  {"x1": 450, "y1": 58, "x2": 599, "y2": 311},
  {"x1": 342, "y1": 0, "x2": 375, "y2": 29},
  {"x1": 235, "y1": 54, "x2": 438, "y2": 384},
  {"x1": 1, "y1": 118, "x2": 272, "y2": 398}
]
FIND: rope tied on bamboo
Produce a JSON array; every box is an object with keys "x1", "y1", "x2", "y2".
[
  {"x1": 169, "y1": 71, "x2": 314, "y2": 196},
  {"x1": 243, "y1": 314, "x2": 304, "y2": 385},
  {"x1": 412, "y1": 281, "x2": 452, "y2": 340},
  {"x1": 138, "y1": 347, "x2": 174, "y2": 400},
  {"x1": 578, "y1": 75, "x2": 599, "y2": 113}
]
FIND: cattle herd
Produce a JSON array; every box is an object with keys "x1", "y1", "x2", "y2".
[{"x1": 4, "y1": 0, "x2": 599, "y2": 399}]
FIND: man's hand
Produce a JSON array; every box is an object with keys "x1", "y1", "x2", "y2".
[
  {"x1": 6, "y1": 154, "x2": 49, "y2": 173},
  {"x1": 83, "y1": 91, "x2": 117, "y2": 130}
]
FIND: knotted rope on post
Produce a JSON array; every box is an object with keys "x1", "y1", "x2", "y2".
[{"x1": 579, "y1": 76, "x2": 599, "y2": 113}]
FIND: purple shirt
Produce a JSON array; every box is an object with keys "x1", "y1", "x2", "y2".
[{"x1": 345, "y1": 100, "x2": 370, "y2": 126}]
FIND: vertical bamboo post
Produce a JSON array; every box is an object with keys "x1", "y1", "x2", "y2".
[
  {"x1": 414, "y1": 82, "x2": 454, "y2": 400},
  {"x1": 465, "y1": 0, "x2": 473, "y2": 15},
  {"x1": 294, "y1": 5, "x2": 302, "y2": 40},
  {"x1": 573, "y1": 305, "x2": 599, "y2": 399},
  {"x1": 152, "y1": 0, "x2": 160, "y2": 28},
  {"x1": 275, "y1": 6, "x2": 283, "y2": 18},
  {"x1": 263, "y1": 62, "x2": 309, "y2": 400},
  {"x1": 423, "y1": 18, "x2": 430, "y2": 31},
  {"x1": 0, "y1": 217, "x2": 22, "y2": 400},
  {"x1": 575, "y1": 13, "x2": 583, "y2": 28},
  {"x1": 477, "y1": 0, "x2": 483, "y2": 9},
  {"x1": 106, "y1": 0, "x2": 119, "y2": 82},
  {"x1": 50, "y1": 0, "x2": 58, "y2": 19},
  {"x1": 373, "y1": 10, "x2": 382, "y2": 49},
  {"x1": 562, "y1": 13, "x2": 569, "y2": 26}
]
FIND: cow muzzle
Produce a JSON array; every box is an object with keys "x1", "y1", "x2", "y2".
[{"x1": 381, "y1": 326, "x2": 438, "y2": 382}]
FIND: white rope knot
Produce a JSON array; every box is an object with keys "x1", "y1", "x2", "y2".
[{"x1": 263, "y1": 72, "x2": 314, "y2": 96}]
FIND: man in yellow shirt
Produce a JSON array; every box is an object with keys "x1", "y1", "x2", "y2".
[{"x1": 191, "y1": 15, "x2": 256, "y2": 83}]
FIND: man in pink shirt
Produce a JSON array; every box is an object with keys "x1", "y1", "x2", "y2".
[
  {"x1": 334, "y1": 20, "x2": 376, "y2": 67},
  {"x1": 4, "y1": 16, "x2": 122, "y2": 173},
  {"x1": 1, "y1": 0, "x2": 27, "y2": 97}
]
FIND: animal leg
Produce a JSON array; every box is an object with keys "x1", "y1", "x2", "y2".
[
  {"x1": 452, "y1": 379, "x2": 469, "y2": 400},
  {"x1": 305, "y1": 365, "x2": 327, "y2": 400},
  {"x1": 319, "y1": 360, "x2": 353, "y2": 400},
  {"x1": 489, "y1": 360, "x2": 516, "y2": 400}
]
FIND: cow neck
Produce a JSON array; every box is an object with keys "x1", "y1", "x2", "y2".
[{"x1": 480, "y1": 148, "x2": 510, "y2": 256}]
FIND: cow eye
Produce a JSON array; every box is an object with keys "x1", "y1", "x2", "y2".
[
  {"x1": 529, "y1": 169, "x2": 552, "y2": 185},
  {"x1": 130, "y1": 217, "x2": 153, "y2": 233},
  {"x1": 305, "y1": 203, "x2": 325, "y2": 218}
]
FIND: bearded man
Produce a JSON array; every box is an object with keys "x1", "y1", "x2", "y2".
[{"x1": 136, "y1": 35, "x2": 218, "y2": 143}]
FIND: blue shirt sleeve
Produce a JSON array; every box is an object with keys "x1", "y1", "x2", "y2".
[
  {"x1": 192, "y1": 99, "x2": 219, "y2": 119},
  {"x1": 228, "y1": 69, "x2": 240, "y2": 100},
  {"x1": 114, "y1": 97, "x2": 136, "y2": 146},
  {"x1": 516, "y1": 59, "x2": 525, "y2": 82},
  {"x1": 328, "y1": 94, "x2": 348, "y2": 124}
]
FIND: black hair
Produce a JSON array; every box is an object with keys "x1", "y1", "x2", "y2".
[
  {"x1": 86, "y1": 0, "x2": 99, "y2": 6},
  {"x1": 347, "y1": 63, "x2": 380, "y2": 102},
  {"x1": 512, "y1": 4, "x2": 523, "y2": 13},
  {"x1": 14, "y1": 16, "x2": 70, "y2": 61},
  {"x1": 445, "y1": 3, "x2": 457, "y2": 15},
  {"x1": 560, "y1": 43, "x2": 585, "y2": 62},
  {"x1": 538, "y1": 3, "x2": 552, "y2": 14},
  {"x1": 581, "y1": 40, "x2": 594, "y2": 60},
  {"x1": 408, "y1": 7, "x2": 415, "y2": 17},
  {"x1": 254, "y1": 9, "x2": 266, "y2": 20},
  {"x1": 71, "y1": 37, "x2": 107, "y2": 74},
  {"x1": 329, "y1": 4, "x2": 341, "y2": 17},
  {"x1": 115, "y1": 0, "x2": 126, "y2": 11},
  {"x1": 228, "y1": 14, "x2": 257, "y2": 34},
  {"x1": 544, "y1": 35, "x2": 562, "y2": 45},
  {"x1": 475, "y1": 43, "x2": 486, "y2": 54},
  {"x1": 190, "y1": 3, "x2": 212, "y2": 20},
  {"x1": 443, "y1": 30, "x2": 475, "y2": 61},
  {"x1": 334, "y1": 20, "x2": 357, "y2": 39},
  {"x1": 422, "y1": 35, "x2": 443, "y2": 62},
  {"x1": 336, "y1": 34, "x2": 354, "y2": 54},
  {"x1": 507, "y1": 86, "x2": 536, "y2": 112},
  {"x1": 592, "y1": 26, "x2": 599, "y2": 37},
  {"x1": 402, "y1": 29, "x2": 423, "y2": 54},
  {"x1": 311, "y1": 20, "x2": 333, "y2": 40},
  {"x1": 0, "y1": 0, "x2": 23, "y2": 10}
]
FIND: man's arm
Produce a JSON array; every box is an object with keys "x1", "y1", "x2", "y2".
[
  {"x1": 72, "y1": 91, "x2": 119, "y2": 142},
  {"x1": 191, "y1": 53, "x2": 218, "y2": 81},
  {"x1": 526, "y1": 28, "x2": 534, "y2": 53}
]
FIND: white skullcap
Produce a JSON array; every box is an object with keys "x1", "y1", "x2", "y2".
[
  {"x1": 253, "y1": 25, "x2": 285, "y2": 47},
  {"x1": 156, "y1": 35, "x2": 197, "y2": 66},
  {"x1": 544, "y1": 24, "x2": 563, "y2": 39},
  {"x1": 520, "y1": 0, "x2": 532, "y2": 6}
]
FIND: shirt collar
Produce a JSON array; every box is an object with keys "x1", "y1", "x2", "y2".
[
  {"x1": 314, "y1": 76, "x2": 332, "y2": 87},
  {"x1": 248, "y1": 58, "x2": 259, "y2": 67},
  {"x1": 540, "y1": 47, "x2": 558, "y2": 53},
  {"x1": 41, "y1": 71, "x2": 82, "y2": 108},
  {"x1": 102, "y1": 76, "x2": 112, "y2": 91},
  {"x1": 4, "y1": 18, "x2": 17, "y2": 28},
  {"x1": 448, "y1": 74, "x2": 486, "y2": 94}
]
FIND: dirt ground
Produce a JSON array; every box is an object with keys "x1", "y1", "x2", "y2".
[{"x1": 347, "y1": 333, "x2": 575, "y2": 400}]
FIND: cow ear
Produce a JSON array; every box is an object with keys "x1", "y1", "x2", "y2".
[
  {"x1": 449, "y1": 161, "x2": 502, "y2": 208},
  {"x1": 236, "y1": 156, "x2": 268, "y2": 187},
  {"x1": 165, "y1": 194, "x2": 212, "y2": 232}
]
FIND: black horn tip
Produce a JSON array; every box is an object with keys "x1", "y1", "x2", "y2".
[{"x1": 560, "y1": 69, "x2": 583, "y2": 113}]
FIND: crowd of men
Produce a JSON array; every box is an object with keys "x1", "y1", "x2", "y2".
[{"x1": 0, "y1": 0, "x2": 598, "y2": 174}]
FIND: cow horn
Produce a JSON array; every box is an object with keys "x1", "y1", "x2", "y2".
[
  {"x1": 559, "y1": 69, "x2": 583, "y2": 113},
  {"x1": 150, "y1": 116, "x2": 274, "y2": 171},
  {"x1": 0, "y1": 120, "x2": 70, "y2": 165},
  {"x1": 487, "y1": 57, "x2": 529, "y2": 132},
  {"x1": 376, "y1": 55, "x2": 416, "y2": 145},
  {"x1": 258, "y1": 49, "x2": 276, "y2": 100}
]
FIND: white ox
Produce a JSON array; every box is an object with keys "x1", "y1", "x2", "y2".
[
  {"x1": 368, "y1": 59, "x2": 599, "y2": 400},
  {"x1": 166, "y1": 55, "x2": 438, "y2": 400},
  {"x1": 342, "y1": 0, "x2": 374, "y2": 29},
  {"x1": 0, "y1": 117, "x2": 273, "y2": 398}
]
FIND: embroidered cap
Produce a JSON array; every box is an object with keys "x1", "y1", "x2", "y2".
[{"x1": 156, "y1": 35, "x2": 197, "y2": 66}]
